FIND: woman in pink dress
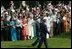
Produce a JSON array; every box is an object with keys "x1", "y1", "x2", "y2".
[{"x1": 22, "y1": 16, "x2": 29, "y2": 40}]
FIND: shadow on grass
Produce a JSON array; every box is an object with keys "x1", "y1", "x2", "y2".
[
  {"x1": 8, "y1": 44, "x2": 34, "y2": 48},
  {"x1": 54, "y1": 32, "x2": 71, "y2": 39}
]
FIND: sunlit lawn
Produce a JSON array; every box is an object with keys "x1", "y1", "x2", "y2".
[{"x1": 1, "y1": 32, "x2": 71, "y2": 48}]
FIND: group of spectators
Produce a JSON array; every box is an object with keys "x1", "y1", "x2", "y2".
[{"x1": 1, "y1": 1, "x2": 71, "y2": 41}]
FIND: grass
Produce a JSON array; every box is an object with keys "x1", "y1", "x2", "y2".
[{"x1": 1, "y1": 32, "x2": 71, "y2": 48}]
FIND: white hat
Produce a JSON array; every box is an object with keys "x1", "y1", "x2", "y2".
[
  {"x1": 63, "y1": 16, "x2": 66, "y2": 20},
  {"x1": 11, "y1": 9, "x2": 15, "y2": 12},
  {"x1": 37, "y1": 7, "x2": 39, "y2": 9},
  {"x1": 22, "y1": 10, "x2": 25, "y2": 13},
  {"x1": 55, "y1": 9, "x2": 58, "y2": 11},
  {"x1": 5, "y1": 12, "x2": 8, "y2": 14},
  {"x1": 48, "y1": 3, "x2": 51, "y2": 5},
  {"x1": 19, "y1": 13, "x2": 22, "y2": 16},
  {"x1": 55, "y1": 8, "x2": 58, "y2": 11}
]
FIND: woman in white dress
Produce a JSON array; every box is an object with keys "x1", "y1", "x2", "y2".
[
  {"x1": 49, "y1": 15, "x2": 53, "y2": 37},
  {"x1": 28, "y1": 14, "x2": 34, "y2": 39}
]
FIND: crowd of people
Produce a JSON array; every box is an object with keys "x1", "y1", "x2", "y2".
[{"x1": 1, "y1": 1, "x2": 71, "y2": 41}]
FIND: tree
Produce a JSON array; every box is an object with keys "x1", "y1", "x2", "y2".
[
  {"x1": 13, "y1": 1, "x2": 22, "y2": 9},
  {"x1": 1, "y1": 1, "x2": 11, "y2": 9}
]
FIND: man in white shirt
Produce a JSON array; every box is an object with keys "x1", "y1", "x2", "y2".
[
  {"x1": 51, "y1": 9, "x2": 57, "y2": 36},
  {"x1": 15, "y1": 16, "x2": 22, "y2": 40}
]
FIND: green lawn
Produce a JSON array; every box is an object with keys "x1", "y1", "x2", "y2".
[{"x1": 1, "y1": 32, "x2": 71, "y2": 48}]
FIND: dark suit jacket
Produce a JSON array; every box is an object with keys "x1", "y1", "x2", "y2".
[{"x1": 40, "y1": 22, "x2": 49, "y2": 38}]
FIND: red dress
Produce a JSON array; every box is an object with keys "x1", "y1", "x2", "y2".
[{"x1": 22, "y1": 18, "x2": 29, "y2": 40}]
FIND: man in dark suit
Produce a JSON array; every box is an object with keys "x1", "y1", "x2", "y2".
[{"x1": 37, "y1": 19, "x2": 50, "y2": 48}]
